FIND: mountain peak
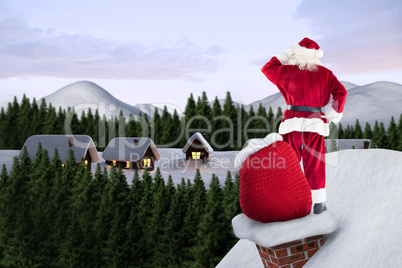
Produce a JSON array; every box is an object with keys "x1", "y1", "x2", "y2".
[{"x1": 42, "y1": 81, "x2": 143, "y2": 118}]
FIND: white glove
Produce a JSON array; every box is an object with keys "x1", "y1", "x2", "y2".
[{"x1": 325, "y1": 106, "x2": 343, "y2": 124}]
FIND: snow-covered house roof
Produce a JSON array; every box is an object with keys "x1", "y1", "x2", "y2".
[
  {"x1": 102, "y1": 137, "x2": 160, "y2": 162},
  {"x1": 325, "y1": 139, "x2": 370, "y2": 151},
  {"x1": 182, "y1": 132, "x2": 214, "y2": 154},
  {"x1": 18, "y1": 135, "x2": 99, "y2": 163}
]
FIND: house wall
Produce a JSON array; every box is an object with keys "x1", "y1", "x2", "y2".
[{"x1": 185, "y1": 139, "x2": 209, "y2": 162}]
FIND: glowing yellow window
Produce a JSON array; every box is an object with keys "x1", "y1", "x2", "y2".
[
  {"x1": 112, "y1": 160, "x2": 116, "y2": 166},
  {"x1": 84, "y1": 160, "x2": 88, "y2": 165},
  {"x1": 143, "y1": 158, "x2": 151, "y2": 168},
  {"x1": 192, "y1": 152, "x2": 201, "y2": 159},
  {"x1": 126, "y1": 161, "x2": 130, "y2": 168}
]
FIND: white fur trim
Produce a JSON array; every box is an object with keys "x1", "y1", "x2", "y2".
[
  {"x1": 234, "y1": 133, "x2": 283, "y2": 169},
  {"x1": 275, "y1": 51, "x2": 290, "y2": 65},
  {"x1": 325, "y1": 106, "x2": 343, "y2": 124},
  {"x1": 278, "y1": 118, "x2": 330, "y2": 136},
  {"x1": 288, "y1": 44, "x2": 323, "y2": 58},
  {"x1": 312, "y1": 188, "x2": 326, "y2": 203}
]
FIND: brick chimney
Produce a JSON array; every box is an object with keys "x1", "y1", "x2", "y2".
[
  {"x1": 231, "y1": 213, "x2": 337, "y2": 268},
  {"x1": 256, "y1": 235, "x2": 324, "y2": 268}
]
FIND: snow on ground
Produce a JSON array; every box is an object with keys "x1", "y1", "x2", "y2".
[
  {"x1": 0, "y1": 150, "x2": 19, "y2": 172},
  {"x1": 218, "y1": 149, "x2": 402, "y2": 267},
  {"x1": 0, "y1": 148, "x2": 239, "y2": 187}
]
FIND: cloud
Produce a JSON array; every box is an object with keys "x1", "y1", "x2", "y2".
[
  {"x1": 0, "y1": 14, "x2": 223, "y2": 80},
  {"x1": 294, "y1": 0, "x2": 402, "y2": 74}
]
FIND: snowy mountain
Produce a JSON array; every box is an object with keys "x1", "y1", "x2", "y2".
[
  {"x1": 247, "y1": 81, "x2": 402, "y2": 128},
  {"x1": 218, "y1": 148, "x2": 402, "y2": 267},
  {"x1": 42, "y1": 81, "x2": 150, "y2": 119}
]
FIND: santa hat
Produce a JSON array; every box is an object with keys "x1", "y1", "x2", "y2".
[{"x1": 288, "y1": 37, "x2": 324, "y2": 58}]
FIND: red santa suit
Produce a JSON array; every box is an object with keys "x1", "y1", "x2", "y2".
[{"x1": 261, "y1": 38, "x2": 347, "y2": 204}]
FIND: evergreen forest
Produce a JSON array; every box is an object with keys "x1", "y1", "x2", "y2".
[
  {"x1": 0, "y1": 145, "x2": 241, "y2": 267},
  {"x1": 1, "y1": 92, "x2": 402, "y2": 151}
]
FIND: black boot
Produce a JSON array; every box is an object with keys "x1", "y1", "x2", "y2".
[{"x1": 313, "y1": 203, "x2": 327, "y2": 214}]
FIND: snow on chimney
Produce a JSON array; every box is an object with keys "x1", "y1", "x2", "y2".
[
  {"x1": 232, "y1": 213, "x2": 337, "y2": 268},
  {"x1": 256, "y1": 235, "x2": 324, "y2": 267}
]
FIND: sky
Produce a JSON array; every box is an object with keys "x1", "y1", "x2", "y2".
[{"x1": 0, "y1": 0, "x2": 401, "y2": 113}]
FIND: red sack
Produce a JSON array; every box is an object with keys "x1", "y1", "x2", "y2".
[{"x1": 239, "y1": 141, "x2": 312, "y2": 223}]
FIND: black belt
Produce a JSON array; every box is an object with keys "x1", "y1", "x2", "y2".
[{"x1": 287, "y1": 105, "x2": 323, "y2": 113}]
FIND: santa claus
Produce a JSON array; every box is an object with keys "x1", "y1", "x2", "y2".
[{"x1": 261, "y1": 37, "x2": 347, "y2": 214}]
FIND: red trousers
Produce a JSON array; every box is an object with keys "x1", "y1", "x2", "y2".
[{"x1": 282, "y1": 132, "x2": 326, "y2": 191}]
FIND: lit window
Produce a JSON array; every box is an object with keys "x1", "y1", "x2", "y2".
[
  {"x1": 112, "y1": 160, "x2": 116, "y2": 166},
  {"x1": 126, "y1": 161, "x2": 130, "y2": 168},
  {"x1": 84, "y1": 160, "x2": 88, "y2": 165},
  {"x1": 61, "y1": 164, "x2": 65, "y2": 168},
  {"x1": 143, "y1": 158, "x2": 151, "y2": 168},
  {"x1": 192, "y1": 152, "x2": 201, "y2": 159}
]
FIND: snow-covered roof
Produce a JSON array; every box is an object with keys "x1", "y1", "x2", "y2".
[
  {"x1": 102, "y1": 137, "x2": 160, "y2": 161},
  {"x1": 182, "y1": 132, "x2": 214, "y2": 154},
  {"x1": 325, "y1": 139, "x2": 370, "y2": 151},
  {"x1": 18, "y1": 135, "x2": 99, "y2": 163},
  {"x1": 219, "y1": 149, "x2": 402, "y2": 267}
]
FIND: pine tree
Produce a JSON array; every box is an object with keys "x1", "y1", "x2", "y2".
[
  {"x1": 182, "y1": 169, "x2": 206, "y2": 265},
  {"x1": 170, "y1": 109, "x2": 183, "y2": 148},
  {"x1": 17, "y1": 94, "x2": 33, "y2": 147},
  {"x1": 193, "y1": 174, "x2": 227, "y2": 268},
  {"x1": 126, "y1": 113, "x2": 137, "y2": 137},
  {"x1": 255, "y1": 103, "x2": 269, "y2": 138},
  {"x1": 126, "y1": 169, "x2": 143, "y2": 266},
  {"x1": 354, "y1": 119, "x2": 363, "y2": 139},
  {"x1": 337, "y1": 123, "x2": 344, "y2": 139},
  {"x1": 103, "y1": 166, "x2": 131, "y2": 267},
  {"x1": 274, "y1": 107, "x2": 283, "y2": 132},
  {"x1": 267, "y1": 106, "x2": 274, "y2": 133},
  {"x1": 195, "y1": 91, "x2": 212, "y2": 130},
  {"x1": 397, "y1": 115, "x2": 402, "y2": 151},
  {"x1": 363, "y1": 122, "x2": 373, "y2": 139},
  {"x1": 136, "y1": 168, "x2": 154, "y2": 267},
  {"x1": 221, "y1": 92, "x2": 236, "y2": 150},
  {"x1": 387, "y1": 116, "x2": 398, "y2": 150},
  {"x1": 160, "y1": 106, "x2": 174, "y2": 146},
  {"x1": 0, "y1": 108, "x2": 6, "y2": 149},
  {"x1": 211, "y1": 97, "x2": 223, "y2": 149},
  {"x1": 184, "y1": 93, "x2": 197, "y2": 128},
  {"x1": 163, "y1": 178, "x2": 188, "y2": 267},
  {"x1": 237, "y1": 105, "x2": 249, "y2": 150},
  {"x1": 222, "y1": 171, "x2": 240, "y2": 251}
]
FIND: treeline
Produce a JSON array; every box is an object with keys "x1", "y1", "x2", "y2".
[
  {"x1": 0, "y1": 145, "x2": 241, "y2": 267},
  {"x1": 0, "y1": 93, "x2": 284, "y2": 151},
  {"x1": 330, "y1": 116, "x2": 402, "y2": 150},
  {"x1": 2, "y1": 93, "x2": 402, "y2": 151}
]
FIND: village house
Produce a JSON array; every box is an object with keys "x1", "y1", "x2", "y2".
[
  {"x1": 182, "y1": 132, "x2": 214, "y2": 164},
  {"x1": 325, "y1": 139, "x2": 371, "y2": 151},
  {"x1": 102, "y1": 137, "x2": 160, "y2": 170},
  {"x1": 18, "y1": 135, "x2": 99, "y2": 171}
]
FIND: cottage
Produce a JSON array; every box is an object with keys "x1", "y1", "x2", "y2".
[
  {"x1": 102, "y1": 137, "x2": 160, "y2": 170},
  {"x1": 19, "y1": 135, "x2": 99, "y2": 171},
  {"x1": 325, "y1": 139, "x2": 371, "y2": 151},
  {"x1": 182, "y1": 132, "x2": 214, "y2": 163}
]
